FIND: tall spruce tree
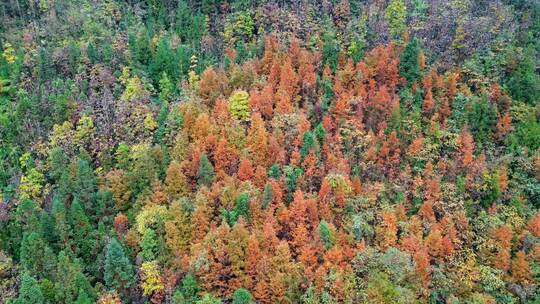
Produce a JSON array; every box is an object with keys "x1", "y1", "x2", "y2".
[
  {"x1": 19, "y1": 232, "x2": 56, "y2": 279},
  {"x1": 507, "y1": 47, "x2": 540, "y2": 105},
  {"x1": 104, "y1": 238, "x2": 134, "y2": 296},
  {"x1": 73, "y1": 158, "x2": 96, "y2": 212},
  {"x1": 53, "y1": 251, "x2": 94, "y2": 303},
  {"x1": 400, "y1": 38, "x2": 422, "y2": 85},
  {"x1": 13, "y1": 273, "x2": 44, "y2": 304}
]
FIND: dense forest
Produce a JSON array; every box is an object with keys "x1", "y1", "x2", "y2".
[{"x1": 0, "y1": 0, "x2": 539, "y2": 303}]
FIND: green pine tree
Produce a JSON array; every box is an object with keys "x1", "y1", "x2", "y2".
[
  {"x1": 70, "y1": 198, "x2": 96, "y2": 264},
  {"x1": 399, "y1": 38, "x2": 422, "y2": 85},
  {"x1": 39, "y1": 212, "x2": 57, "y2": 250},
  {"x1": 197, "y1": 154, "x2": 215, "y2": 187},
  {"x1": 196, "y1": 293, "x2": 222, "y2": 304},
  {"x1": 150, "y1": 39, "x2": 174, "y2": 85},
  {"x1": 175, "y1": 44, "x2": 192, "y2": 77},
  {"x1": 75, "y1": 288, "x2": 92, "y2": 304},
  {"x1": 268, "y1": 164, "x2": 281, "y2": 180},
  {"x1": 300, "y1": 131, "x2": 316, "y2": 160},
  {"x1": 54, "y1": 251, "x2": 94, "y2": 303},
  {"x1": 19, "y1": 232, "x2": 56, "y2": 279},
  {"x1": 467, "y1": 96, "x2": 497, "y2": 148},
  {"x1": 223, "y1": 192, "x2": 250, "y2": 226},
  {"x1": 234, "y1": 192, "x2": 250, "y2": 222},
  {"x1": 73, "y1": 158, "x2": 96, "y2": 212},
  {"x1": 318, "y1": 220, "x2": 334, "y2": 250},
  {"x1": 48, "y1": 147, "x2": 68, "y2": 182},
  {"x1": 104, "y1": 238, "x2": 134, "y2": 295},
  {"x1": 314, "y1": 123, "x2": 326, "y2": 144},
  {"x1": 507, "y1": 47, "x2": 540, "y2": 105},
  {"x1": 172, "y1": 273, "x2": 199, "y2": 304},
  {"x1": 52, "y1": 195, "x2": 70, "y2": 249},
  {"x1": 232, "y1": 288, "x2": 253, "y2": 304},
  {"x1": 322, "y1": 30, "x2": 339, "y2": 72},
  {"x1": 13, "y1": 273, "x2": 44, "y2": 304},
  {"x1": 283, "y1": 166, "x2": 301, "y2": 203}
]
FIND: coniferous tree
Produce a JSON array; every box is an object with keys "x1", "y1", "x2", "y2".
[
  {"x1": 235, "y1": 193, "x2": 249, "y2": 221},
  {"x1": 196, "y1": 293, "x2": 223, "y2": 304},
  {"x1": 300, "y1": 132, "x2": 316, "y2": 160},
  {"x1": 400, "y1": 38, "x2": 422, "y2": 85},
  {"x1": 322, "y1": 30, "x2": 339, "y2": 72},
  {"x1": 507, "y1": 48, "x2": 540, "y2": 105},
  {"x1": 70, "y1": 198, "x2": 96, "y2": 265},
  {"x1": 53, "y1": 251, "x2": 94, "y2": 303},
  {"x1": 13, "y1": 273, "x2": 44, "y2": 304},
  {"x1": 224, "y1": 192, "x2": 250, "y2": 226},
  {"x1": 318, "y1": 220, "x2": 334, "y2": 250},
  {"x1": 175, "y1": 44, "x2": 192, "y2": 76},
  {"x1": 237, "y1": 158, "x2": 254, "y2": 181},
  {"x1": 268, "y1": 164, "x2": 280, "y2": 180},
  {"x1": 197, "y1": 154, "x2": 215, "y2": 187},
  {"x1": 468, "y1": 97, "x2": 497, "y2": 148},
  {"x1": 19, "y1": 232, "x2": 55, "y2": 279},
  {"x1": 511, "y1": 251, "x2": 532, "y2": 285},
  {"x1": 284, "y1": 166, "x2": 300, "y2": 203},
  {"x1": 48, "y1": 147, "x2": 68, "y2": 182},
  {"x1": 150, "y1": 39, "x2": 175, "y2": 85},
  {"x1": 73, "y1": 158, "x2": 97, "y2": 212},
  {"x1": 135, "y1": 29, "x2": 151, "y2": 66},
  {"x1": 173, "y1": 273, "x2": 200, "y2": 304},
  {"x1": 232, "y1": 288, "x2": 253, "y2": 304},
  {"x1": 75, "y1": 289, "x2": 92, "y2": 304},
  {"x1": 104, "y1": 238, "x2": 134, "y2": 296},
  {"x1": 37, "y1": 47, "x2": 52, "y2": 83},
  {"x1": 39, "y1": 212, "x2": 57, "y2": 249},
  {"x1": 51, "y1": 195, "x2": 70, "y2": 249}
]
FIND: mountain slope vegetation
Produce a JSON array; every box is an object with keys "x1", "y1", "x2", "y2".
[{"x1": 0, "y1": 0, "x2": 539, "y2": 303}]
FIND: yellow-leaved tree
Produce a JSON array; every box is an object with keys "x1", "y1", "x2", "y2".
[
  {"x1": 228, "y1": 90, "x2": 250, "y2": 122},
  {"x1": 140, "y1": 261, "x2": 164, "y2": 297}
]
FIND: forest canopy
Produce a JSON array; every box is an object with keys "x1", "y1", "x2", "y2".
[{"x1": 0, "y1": 0, "x2": 539, "y2": 303}]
